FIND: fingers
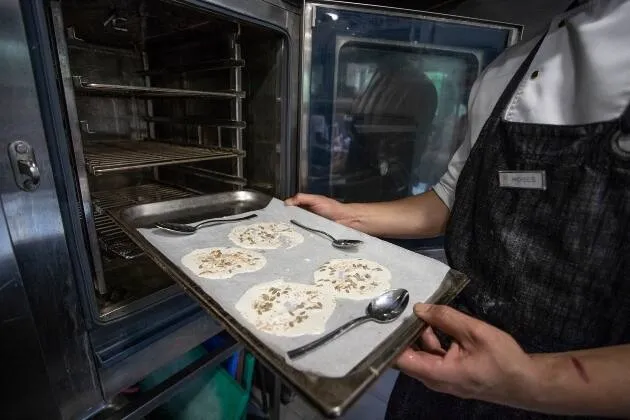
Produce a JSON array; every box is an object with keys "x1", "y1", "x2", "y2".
[
  {"x1": 414, "y1": 303, "x2": 481, "y2": 345},
  {"x1": 396, "y1": 347, "x2": 446, "y2": 383},
  {"x1": 420, "y1": 326, "x2": 446, "y2": 355},
  {"x1": 284, "y1": 193, "x2": 321, "y2": 207}
]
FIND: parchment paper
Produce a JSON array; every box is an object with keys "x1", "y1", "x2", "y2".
[{"x1": 137, "y1": 198, "x2": 450, "y2": 378}]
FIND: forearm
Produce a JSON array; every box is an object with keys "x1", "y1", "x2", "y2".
[
  {"x1": 518, "y1": 345, "x2": 630, "y2": 417},
  {"x1": 343, "y1": 190, "x2": 449, "y2": 239}
]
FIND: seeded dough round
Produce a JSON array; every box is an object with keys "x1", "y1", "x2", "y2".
[
  {"x1": 228, "y1": 222, "x2": 304, "y2": 250},
  {"x1": 235, "y1": 279, "x2": 336, "y2": 337},
  {"x1": 181, "y1": 247, "x2": 266, "y2": 280},
  {"x1": 314, "y1": 258, "x2": 391, "y2": 300}
]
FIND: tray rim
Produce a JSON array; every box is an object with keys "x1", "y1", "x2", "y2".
[{"x1": 110, "y1": 189, "x2": 469, "y2": 417}]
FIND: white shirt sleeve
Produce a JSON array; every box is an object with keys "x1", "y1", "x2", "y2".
[{"x1": 431, "y1": 74, "x2": 481, "y2": 209}]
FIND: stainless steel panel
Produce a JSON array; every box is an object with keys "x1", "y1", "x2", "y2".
[
  {"x1": 0, "y1": 0, "x2": 103, "y2": 416},
  {"x1": 110, "y1": 190, "x2": 469, "y2": 417},
  {"x1": 0, "y1": 195, "x2": 62, "y2": 420}
]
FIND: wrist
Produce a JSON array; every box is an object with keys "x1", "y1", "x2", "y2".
[
  {"x1": 485, "y1": 354, "x2": 551, "y2": 411},
  {"x1": 515, "y1": 353, "x2": 558, "y2": 412},
  {"x1": 342, "y1": 202, "x2": 367, "y2": 231}
]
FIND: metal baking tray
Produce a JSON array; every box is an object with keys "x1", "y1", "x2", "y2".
[{"x1": 111, "y1": 190, "x2": 469, "y2": 417}]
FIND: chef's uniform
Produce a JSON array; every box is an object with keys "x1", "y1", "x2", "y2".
[{"x1": 386, "y1": 0, "x2": 630, "y2": 418}]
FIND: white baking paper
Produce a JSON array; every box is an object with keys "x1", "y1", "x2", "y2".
[{"x1": 137, "y1": 198, "x2": 450, "y2": 378}]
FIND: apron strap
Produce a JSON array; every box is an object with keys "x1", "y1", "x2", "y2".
[
  {"x1": 565, "y1": 0, "x2": 581, "y2": 11},
  {"x1": 486, "y1": 0, "x2": 582, "y2": 123},
  {"x1": 485, "y1": 34, "x2": 547, "y2": 124}
]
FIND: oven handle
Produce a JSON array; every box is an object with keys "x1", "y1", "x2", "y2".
[{"x1": 8, "y1": 140, "x2": 40, "y2": 191}]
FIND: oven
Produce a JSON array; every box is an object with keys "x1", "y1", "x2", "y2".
[{"x1": 0, "y1": 0, "x2": 520, "y2": 418}]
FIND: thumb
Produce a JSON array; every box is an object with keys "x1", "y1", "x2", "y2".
[{"x1": 414, "y1": 303, "x2": 478, "y2": 345}]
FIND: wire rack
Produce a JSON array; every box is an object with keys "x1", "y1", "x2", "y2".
[
  {"x1": 92, "y1": 183, "x2": 195, "y2": 260},
  {"x1": 84, "y1": 140, "x2": 243, "y2": 176}
]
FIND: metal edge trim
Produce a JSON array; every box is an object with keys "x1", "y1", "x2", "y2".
[{"x1": 309, "y1": 1, "x2": 524, "y2": 34}]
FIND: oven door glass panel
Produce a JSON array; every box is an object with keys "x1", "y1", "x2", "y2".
[{"x1": 301, "y1": 2, "x2": 521, "y2": 204}]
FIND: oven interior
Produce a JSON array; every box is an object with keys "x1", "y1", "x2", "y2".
[{"x1": 52, "y1": 0, "x2": 286, "y2": 321}]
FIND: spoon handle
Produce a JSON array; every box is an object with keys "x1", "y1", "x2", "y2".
[
  {"x1": 287, "y1": 315, "x2": 372, "y2": 359},
  {"x1": 289, "y1": 219, "x2": 336, "y2": 242},
  {"x1": 194, "y1": 213, "x2": 257, "y2": 228}
]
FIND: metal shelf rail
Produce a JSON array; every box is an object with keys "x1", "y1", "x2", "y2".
[
  {"x1": 73, "y1": 76, "x2": 246, "y2": 99},
  {"x1": 138, "y1": 58, "x2": 245, "y2": 76},
  {"x1": 144, "y1": 116, "x2": 246, "y2": 129}
]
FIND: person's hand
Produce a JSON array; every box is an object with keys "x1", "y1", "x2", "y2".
[
  {"x1": 285, "y1": 193, "x2": 356, "y2": 226},
  {"x1": 396, "y1": 303, "x2": 539, "y2": 409}
]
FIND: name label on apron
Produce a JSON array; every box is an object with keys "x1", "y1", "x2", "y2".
[{"x1": 498, "y1": 171, "x2": 547, "y2": 190}]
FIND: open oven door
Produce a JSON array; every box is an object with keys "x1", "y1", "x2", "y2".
[{"x1": 299, "y1": 1, "x2": 522, "y2": 259}]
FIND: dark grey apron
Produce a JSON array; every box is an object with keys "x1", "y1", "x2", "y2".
[{"x1": 385, "y1": 26, "x2": 630, "y2": 420}]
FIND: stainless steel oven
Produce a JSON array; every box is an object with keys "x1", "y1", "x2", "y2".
[{"x1": 0, "y1": 0, "x2": 520, "y2": 418}]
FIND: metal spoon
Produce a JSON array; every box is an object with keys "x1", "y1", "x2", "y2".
[
  {"x1": 289, "y1": 219, "x2": 363, "y2": 249},
  {"x1": 155, "y1": 213, "x2": 258, "y2": 234},
  {"x1": 287, "y1": 288, "x2": 410, "y2": 359}
]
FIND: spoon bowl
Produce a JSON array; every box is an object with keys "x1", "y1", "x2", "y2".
[
  {"x1": 332, "y1": 239, "x2": 364, "y2": 250},
  {"x1": 155, "y1": 213, "x2": 257, "y2": 235},
  {"x1": 367, "y1": 288, "x2": 410, "y2": 322},
  {"x1": 290, "y1": 219, "x2": 363, "y2": 249},
  {"x1": 287, "y1": 288, "x2": 410, "y2": 359}
]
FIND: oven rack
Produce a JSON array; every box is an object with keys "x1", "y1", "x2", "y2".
[
  {"x1": 92, "y1": 183, "x2": 196, "y2": 260},
  {"x1": 94, "y1": 213, "x2": 145, "y2": 260},
  {"x1": 84, "y1": 140, "x2": 244, "y2": 176},
  {"x1": 73, "y1": 76, "x2": 245, "y2": 99},
  {"x1": 144, "y1": 116, "x2": 246, "y2": 129}
]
